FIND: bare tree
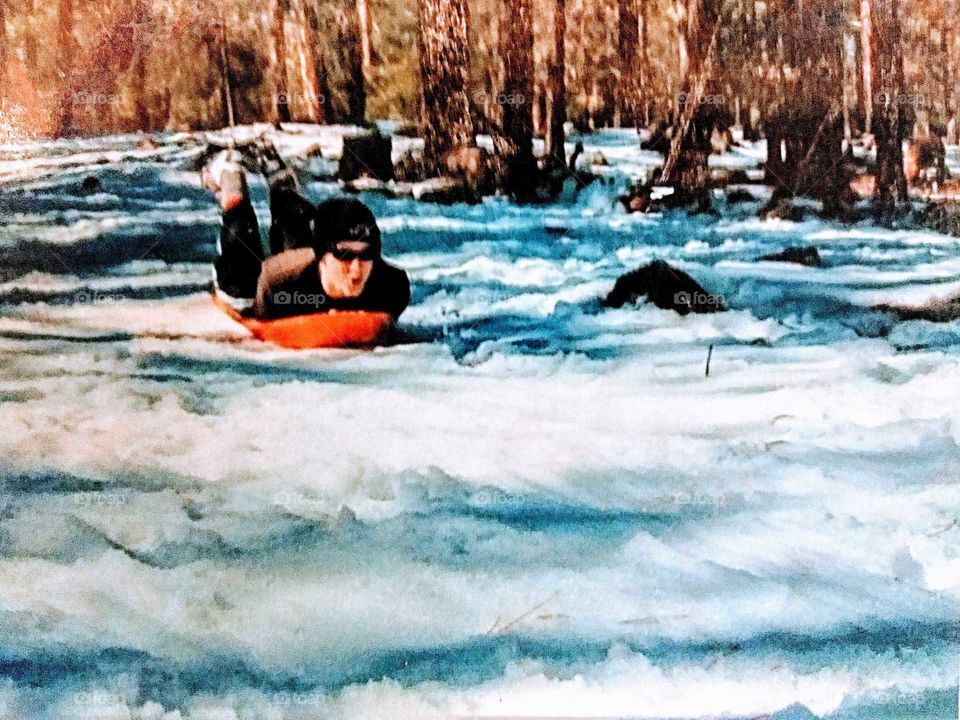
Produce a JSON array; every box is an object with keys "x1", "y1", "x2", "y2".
[
  {"x1": 491, "y1": 0, "x2": 536, "y2": 197},
  {"x1": 871, "y1": 0, "x2": 907, "y2": 219},
  {"x1": 618, "y1": 0, "x2": 640, "y2": 127},
  {"x1": 544, "y1": 0, "x2": 567, "y2": 171},
  {"x1": 269, "y1": 0, "x2": 292, "y2": 123},
  {"x1": 54, "y1": 0, "x2": 77, "y2": 136},
  {"x1": 860, "y1": 0, "x2": 874, "y2": 134},
  {"x1": 417, "y1": 0, "x2": 475, "y2": 172}
]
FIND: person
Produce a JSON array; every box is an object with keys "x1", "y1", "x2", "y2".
[
  {"x1": 201, "y1": 145, "x2": 409, "y2": 321},
  {"x1": 254, "y1": 198, "x2": 410, "y2": 319}
]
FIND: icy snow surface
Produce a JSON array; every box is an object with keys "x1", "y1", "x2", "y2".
[{"x1": 0, "y1": 127, "x2": 958, "y2": 720}]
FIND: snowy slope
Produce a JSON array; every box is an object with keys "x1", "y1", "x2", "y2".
[{"x1": 0, "y1": 127, "x2": 958, "y2": 720}]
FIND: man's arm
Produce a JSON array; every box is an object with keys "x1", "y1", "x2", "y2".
[{"x1": 253, "y1": 247, "x2": 317, "y2": 318}]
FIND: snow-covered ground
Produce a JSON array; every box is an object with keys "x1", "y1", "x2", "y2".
[{"x1": 0, "y1": 127, "x2": 958, "y2": 720}]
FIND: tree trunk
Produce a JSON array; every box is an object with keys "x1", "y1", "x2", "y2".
[
  {"x1": 417, "y1": 0, "x2": 476, "y2": 172},
  {"x1": 544, "y1": 0, "x2": 567, "y2": 171},
  {"x1": 942, "y1": 14, "x2": 951, "y2": 132},
  {"x1": 55, "y1": 0, "x2": 77, "y2": 136},
  {"x1": 289, "y1": 0, "x2": 322, "y2": 121},
  {"x1": 269, "y1": 0, "x2": 291, "y2": 123},
  {"x1": 491, "y1": 0, "x2": 536, "y2": 198},
  {"x1": 218, "y1": 3, "x2": 235, "y2": 127},
  {"x1": 342, "y1": 3, "x2": 367, "y2": 125},
  {"x1": 0, "y1": 0, "x2": 8, "y2": 102},
  {"x1": 859, "y1": 0, "x2": 873, "y2": 135},
  {"x1": 618, "y1": 0, "x2": 640, "y2": 127},
  {"x1": 872, "y1": 0, "x2": 907, "y2": 219},
  {"x1": 307, "y1": 3, "x2": 330, "y2": 124},
  {"x1": 132, "y1": 50, "x2": 149, "y2": 131},
  {"x1": 661, "y1": 0, "x2": 719, "y2": 209},
  {"x1": 356, "y1": 0, "x2": 374, "y2": 78},
  {"x1": 638, "y1": 0, "x2": 650, "y2": 126}
]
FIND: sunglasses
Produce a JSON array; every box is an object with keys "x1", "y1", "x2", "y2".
[{"x1": 330, "y1": 244, "x2": 377, "y2": 262}]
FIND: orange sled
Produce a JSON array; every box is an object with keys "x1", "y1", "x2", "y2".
[{"x1": 213, "y1": 294, "x2": 393, "y2": 349}]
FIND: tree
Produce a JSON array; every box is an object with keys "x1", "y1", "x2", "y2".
[
  {"x1": 871, "y1": 0, "x2": 908, "y2": 219},
  {"x1": 269, "y1": 0, "x2": 292, "y2": 123},
  {"x1": 617, "y1": 0, "x2": 640, "y2": 127},
  {"x1": 417, "y1": 0, "x2": 475, "y2": 172},
  {"x1": 0, "y1": 0, "x2": 7, "y2": 102},
  {"x1": 491, "y1": 0, "x2": 536, "y2": 197},
  {"x1": 544, "y1": 0, "x2": 567, "y2": 171},
  {"x1": 860, "y1": 0, "x2": 874, "y2": 134},
  {"x1": 661, "y1": 0, "x2": 722, "y2": 210},
  {"x1": 54, "y1": 0, "x2": 77, "y2": 136}
]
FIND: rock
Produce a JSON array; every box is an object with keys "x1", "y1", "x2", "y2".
[
  {"x1": 874, "y1": 294, "x2": 960, "y2": 322},
  {"x1": 602, "y1": 260, "x2": 726, "y2": 315},
  {"x1": 726, "y1": 187, "x2": 756, "y2": 203},
  {"x1": 411, "y1": 177, "x2": 480, "y2": 204},
  {"x1": 761, "y1": 197, "x2": 806, "y2": 221},
  {"x1": 137, "y1": 136, "x2": 160, "y2": 151},
  {"x1": 340, "y1": 177, "x2": 397, "y2": 197},
  {"x1": 760, "y1": 246, "x2": 823, "y2": 267},
  {"x1": 80, "y1": 176, "x2": 101, "y2": 194},
  {"x1": 337, "y1": 131, "x2": 394, "y2": 182},
  {"x1": 711, "y1": 168, "x2": 750, "y2": 185}
]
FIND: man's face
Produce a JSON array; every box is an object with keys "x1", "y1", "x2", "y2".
[{"x1": 319, "y1": 240, "x2": 375, "y2": 298}]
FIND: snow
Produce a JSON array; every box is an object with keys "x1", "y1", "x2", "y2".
[{"x1": 0, "y1": 126, "x2": 958, "y2": 720}]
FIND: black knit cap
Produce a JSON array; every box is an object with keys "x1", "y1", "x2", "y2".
[{"x1": 313, "y1": 197, "x2": 381, "y2": 256}]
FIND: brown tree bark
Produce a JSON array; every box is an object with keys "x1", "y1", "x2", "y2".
[
  {"x1": 54, "y1": 0, "x2": 77, "y2": 136},
  {"x1": 417, "y1": 0, "x2": 476, "y2": 172},
  {"x1": 618, "y1": 0, "x2": 640, "y2": 127},
  {"x1": 871, "y1": 0, "x2": 907, "y2": 219},
  {"x1": 491, "y1": 0, "x2": 536, "y2": 198},
  {"x1": 269, "y1": 0, "x2": 292, "y2": 123},
  {"x1": 356, "y1": 0, "x2": 374, "y2": 77},
  {"x1": 859, "y1": 0, "x2": 873, "y2": 135},
  {"x1": 0, "y1": 0, "x2": 8, "y2": 103},
  {"x1": 638, "y1": 0, "x2": 650, "y2": 125},
  {"x1": 661, "y1": 0, "x2": 720, "y2": 209},
  {"x1": 942, "y1": 13, "x2": 951, "y2": 132},
  {"x1": 341, "y1": 2, "x2": 367, "y2": 125},
  {"x1": 218, "y1": 3, "x2": 235, "y2": 127},
  {"x1": 132, "y1": 50, "x2": 149, "y2": 131},
  {"x1": 289, "y1": 0, "x2": 322, "y2": 121},
  {"x1": 544, "y1": 0, "x2": 567, "y2": 171}
]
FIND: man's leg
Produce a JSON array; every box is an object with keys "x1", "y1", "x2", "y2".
[
  {"x1": 202, "y1": 150, "x2": 266, "y2": 305},
  {"x1": 252, "y1": 141, "x2": 315, "y2": 255}
]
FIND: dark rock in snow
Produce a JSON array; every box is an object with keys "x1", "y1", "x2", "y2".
[
  {"x1": 80, "y1": 176, "x2": 101, "y2": 194},
  {"x1": 726, "y1": 187, "x2": 757, "y2": 203},
  {"x1": 760, "y1": 246, "x2": 823, "y2": 267},
  {"x1": 602, "y1": 260, "x2": 726, "y2": 314},
  {"x1": 338, "y1": 131, "x2": 394, "y2": 182}
]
